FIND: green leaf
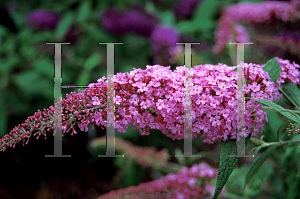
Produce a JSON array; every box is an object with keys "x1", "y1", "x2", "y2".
[
  {"x1": 124, "y1": 162, "x2": 145, "y2": 187},
  {"x1": 285, "y1": 176, "x2": 300, "y2": 199},
  {"x1": 254, "y1": 146, "x2": 262, "y2": 156},
  {"x1": 77, "y1": 0, "x2": 91, "y2": 23},
  {"x1": 84, "y1": 53, "x2": 102, "y2": 70},
  {"x1": 243, "y1": 145, "x2": 278, "y2": 190},
  {"x1": 33, "y1": 58, "x2": 54, "y2": 77},
  {"x1": 281, "y1": 82, "x2": 300, "y2": 108},
  {"x1": 55, "y1": 12, "x2": 74, "y2": 39},
  {"x1": 176, "y1": 21, "x2": 198, "y2": 34},
  {"x1": 75, "y1": 71, "x2": 90, "y2": 85},
  {"x1": 212, "y1": 136, "x2": 251, "y2": 199},
  {"x1": 86, "y1": 24, "x2": 116, "y2": 42},
  {"x1": 0, "y1": 55, "x2": 21, "y2": 73},
  {"x1": 175, "y1": 148, "x2": 185, "y2": 165},
  {"x1": 193, "y1": 0, "x2": 218, "y2": 22},
  {"x1": 262, "y1": 57, "x2": 282, "y2": 82},
  {"x1": 13, "y1": 71, "x2": 53, "y2": 99},
  {"x1": 19, "y1": 45, "x2": 36, "y2": 58},
  {"x1": 28, "y1": 31, "x2": 53, "y2": 44},
  {"x1": 160, "y1": 11, "x2": 175, "y2": 26},
  {"x1": 247, "y1": 98, "x2": 300, "y2": 124},
  {"x1": 176, "y1": 20, "x2": 215, "y2": 34},
  {"x1": 277, "y1": 121, "x2": 292, "y2": 142},
  {"x1": 263, "y1": 111, "x2": 284, "y2": 142}
]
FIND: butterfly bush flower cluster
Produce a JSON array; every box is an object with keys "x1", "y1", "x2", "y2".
[
  {"x1": 213, "y1": 0, "x2": 300, "y2": 54},
  {"x1": 1, "y1": 58, "x2": 299, "y2": 152},
  {"x1": 91, "y1": 137, "x2": 169, "y2": 168},
  {"x1": 97, "y1": 163, "x2": 225, "y2": 199}
]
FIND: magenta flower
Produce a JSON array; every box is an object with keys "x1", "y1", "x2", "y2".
[
  {"x1": 27, "y1": 9, "x2": 60, "y2": 30},
  {"x1": 97, "y1": 163, "x2": 226, "y2": 199},
  {"x1": 0, "y1": 58, "x2": 299, "y2": 152}
]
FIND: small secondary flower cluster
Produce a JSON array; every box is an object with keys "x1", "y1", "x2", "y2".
[
  {"x1": 1, "y1": 57, "x2": 299, "y2": 152},
  {"x1": 213, "y1": 0, "x2": 300, "y2": 54},
  {"x1": 97, "y1": 163, "x2": 225, "y2": 199},
  {"x1": 287, "y1": 123, "x2": 300, "y2": 136},
  {"x1": 91, "y1": 137, "x2": 169, "y2": 168}
]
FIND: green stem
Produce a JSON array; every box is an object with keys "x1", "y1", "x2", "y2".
[
  {"x1": 251, "y1": 137, "x2": 300, "y2": 149},
  {"x1": 161, "y1": 162, "x2": 184, "y2": 173},
  {"x1": 262, "y1": 139, "x2": 300, "y2": 148},
  {"x1": 279, "y1": 88, "x2": 300, "y2": 111}
]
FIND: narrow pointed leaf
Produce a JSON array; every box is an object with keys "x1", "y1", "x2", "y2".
[
  {"x1": 246, "y1": 98, "x2": 300, "y2": 124},
  {"x1": 243, "y1": 145, "x2": 278, "y2": 190},
  {"x1": 212, "y1": 136, "x2": 251, "y2": 199},
  {"x1": 281, "y1": 82, "x2": 300, "y2": 109}
]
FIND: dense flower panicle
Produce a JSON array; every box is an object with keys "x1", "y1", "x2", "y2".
[
  {"x1": 174, "y1": 0, "x2": 203, "y2": 20},
  {"x1": 100, "y1": 7, "x2": 158, "y2": 36},
  {"x1": 97, "y1": 163, "x2": 225, "y2": 199},
  {"x1": 213, "y1": 0, "x2": 300, "y2": 54},
  {"x1": 1, "y1": 58, "x2": 299, "y2": 152},
  {"x1": 91, "y1": 137, "x2": 169, "y2": 168},
  {"x1": 151, "y1": 26, "x2": 180, "y2": 65},
  {"x1": 27, "y1": 9, "x2": 60, "y2": 30}
]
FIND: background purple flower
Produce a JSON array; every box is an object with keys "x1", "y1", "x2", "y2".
[
  {"x1": 101, "y1": 8, "x2": 128, "y2": 35},
  {"x1": 174, "y1": 0, "x2": 203, "y2": 20},
  {"x1": 27, "y1": 9, "x2": 60, "y2": 30},
  {"x1": 101, "y1": 6, "x2": 158, "y2": 36},
  {"x1": 151, "y1": 26, "x2": 179, "y2": 65},
  {"x1": 63, "y1": 26, "x2": 78, "y2": 44}
]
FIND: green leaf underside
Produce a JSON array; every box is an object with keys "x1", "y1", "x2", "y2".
[
  {"x1": 277, "y1": 121, "x2": 292, "y2": 142},
  {"x1": 262, "y1": 57, "x2": 282, "y2": 82},
  {"x1": 243, "y1": 145, "x2": 278, "y2": 190},
  {"x1": 247, "y1": 98, "x2": 300, "y2": 124},
  {"x1": 281, "y1": 83, "x2": 300, "y2": 108},
  {"x1": 212, "y1": 136, "x2": 251, "y2": 199}
]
